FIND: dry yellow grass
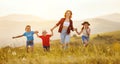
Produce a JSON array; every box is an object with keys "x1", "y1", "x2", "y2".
[{"x1": 0, "y1": 31, "x2": 120, "y2": 64}]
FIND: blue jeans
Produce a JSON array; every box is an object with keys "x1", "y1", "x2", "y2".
[
  {"x1": 60, "y1": 29, "x2": 70, "y2": 44},
  {"x1": 82, "y1": 35, "x2": 89, "y2": 44}
]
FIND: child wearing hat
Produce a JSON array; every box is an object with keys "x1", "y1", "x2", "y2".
[
  {"x1": 75, "y1": 21, "x2": 91, "y2": 47},
  {"x1": 36, "y1": 29, "x2": 53, "y2": 51}
]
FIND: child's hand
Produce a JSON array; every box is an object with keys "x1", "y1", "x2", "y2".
[
  {"x1": 51, "y1": 29, "x2": 53, "y2": 32},
  {"x1": 51, "y1": 28, "x2": 54, "y2": 31},
  {"x1": 35, "y1": 31, "x2": 39, "y2": 34},
  {"x1": 36, "y1": 31, "x2": 39, "y2": 33},
  {"x1": 74, "y1": 28, "x2": 77, "y2": 31},
  {"x1": 12, "y1": 37, "x2": 15, "y2": 39}
]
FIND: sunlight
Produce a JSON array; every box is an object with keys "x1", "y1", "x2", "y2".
[{"x1": 0, "y1": 0, "x2": 120, "y2": 20}]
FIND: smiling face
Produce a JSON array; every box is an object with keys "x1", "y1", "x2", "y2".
[
  {"x1": 64, "y1": 10, "x2": 72, "y2": 19},
  {"x1": 83, "y1": 23, "x2": 89, "y2": 28},
  {"x1": 25, "y1": 25, "x2": 31, "y2": 32},
  {"x1": 42, "y1": 30, "x2": 47, "y2": 36}
]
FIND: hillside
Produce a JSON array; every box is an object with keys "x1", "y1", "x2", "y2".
[
  {"x1": 98, "y1": 13, "x2": 120, "y2": 22},
  {"x1": 90, "y1": 30, "x2": 120, "y2": 44},
  {"x1": 0, "y1": 14, "x2": 45, "y2": 22},
  {"x1": 0, "y1": 31, "x2": 120, "y2": 64},
  {"x1": 80, "y1": 13, "x2": 120, "y2": 34},
  {"x1": 0, "y1": 13, "x2": 120, "y2": 47}
]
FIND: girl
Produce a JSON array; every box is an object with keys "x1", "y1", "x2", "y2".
[
  {"x1": 12, "y1": 25, "x2": 38, "y2": 53},
  {"x1": 51, "y1": 10, "x2": 74, "y2": 49},
  {"x1": 75, "y1": 21, "x2": 91, "y2": 47}
]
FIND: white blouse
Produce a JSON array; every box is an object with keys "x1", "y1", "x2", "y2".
[{"x1": 63, "y1": 21, "x2": 70, "y2": 27}]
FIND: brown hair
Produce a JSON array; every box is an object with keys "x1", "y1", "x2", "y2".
[
  {"x1": 25, "y1": 25, "x2": 31, "y2": 30},
  {"x1": 82, "y1": 21, "x2": 90, "y2": 26},
  {"x1": 81, "y1": 21, "x2": 90, "y2": 30},
  {"x1": 64, "y1": 10, "x2": 72, "y2": 19}
]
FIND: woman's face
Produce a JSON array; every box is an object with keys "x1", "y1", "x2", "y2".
[
  {"x1": 65, "y1": 11, "x2": 71, "y2": 18},
  {"x1": 25, "y1": 27, "x2": 31, "y2": 32}
]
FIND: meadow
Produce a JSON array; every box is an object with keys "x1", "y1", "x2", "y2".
[{"x1": 0, "y1": 31, "x2": 120, "y2": 64}]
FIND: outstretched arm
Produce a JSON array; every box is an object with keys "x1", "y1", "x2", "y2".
[
  {"x1": 34, "y1": 31, "x2": 39, "y2": 34},
  {"x1": 51, "y1": 18, "x2": 63, "y2": 31},
  {"x1": 35, "y1": 33, "x2": 40, "y2": 38},
  {"x1": 50, "y1": 29, "x2": 53, "y2": 36},
  {"x1": 34, "y1": 31, "x2": 40, "y2": 38},
  {"x1": 75, "y1": 28, "x2": 83, "y2": 35},
  {"x1": 79, "y1": 30, "x2": 83, "y2": 35},
  {"x1": 12, "y1": 35, "x2": 24, "y2": 39},
  {"x1": 51, "y1": 25, "x2": 57, "y2": 31}
]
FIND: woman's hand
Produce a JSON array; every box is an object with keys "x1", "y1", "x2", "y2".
[
  {"x1": 51, "y1": 28, "x2": 54, "y2": 31},
  {"x1": 51, "y1": 25, "x2": 58, "y2": 31},
  {"x1": 50, "y1": 29, "x2": 54, "y2": 36},
  {"x1": 74, "y1": 28, "x2": 77, "y2": 31},
  {"x1": 12, "y1": 37, "x2": 15, "y2": 39}
]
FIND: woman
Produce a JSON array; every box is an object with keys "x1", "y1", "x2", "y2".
[
  {"x1": 51, "y1": 10, "x2": 74, "y2": 49},
  {"x1": 75, "y1": 21, "x2": 91, "y2": 47}
]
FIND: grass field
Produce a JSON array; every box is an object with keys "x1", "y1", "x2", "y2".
[{"x1": 0, "y1": 31, "x2": 120, "y2": 64}]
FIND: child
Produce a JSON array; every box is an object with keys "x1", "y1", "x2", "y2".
[
  {"x1": 36, "y1": 29, "x2": 53, "y2": 51},
  {"x1": 75, "y1": 21, "x2": 91, "y2": 47},
  {"x1": 12, "y1": 25, "x2": 38, "y2": 53}
]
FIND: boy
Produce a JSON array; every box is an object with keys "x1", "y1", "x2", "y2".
[
  {"x1": 12, "y1": 25, "x2": 38, "y2": 53},
  {"x1": 36, "y1": 29, "x2": 53, "y2": 51}
]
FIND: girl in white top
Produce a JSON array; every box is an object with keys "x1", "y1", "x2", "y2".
[{"x1": 75, "y1": 21, "x2": 91, "y2": 47}]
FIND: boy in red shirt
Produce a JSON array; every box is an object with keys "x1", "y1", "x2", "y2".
[{"x1": 36, "y1": 30, "x2": 53, "y2": 51}]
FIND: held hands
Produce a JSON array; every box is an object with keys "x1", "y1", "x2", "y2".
[
  {"x1": 51, "y1": 28, "x2": 54, "y2": 32},
  {"x1": 50, "y1": 29, "x2": 54, "y2": 36},
  {"x1": 74, "y1": 28, "x2": 80, "y2": 35},
  {"x1": 74, "y1": 28, "x2": 77, "y2": 31},
  {"x1": 34, "y1": 31, "x2": 39, "y2": 34},
  {"x1": 51, "y1": 29, "x2": 53, "y2": 32},
  {"x1": 12, "y1": 37, "x2": 15, "y2": 39}
]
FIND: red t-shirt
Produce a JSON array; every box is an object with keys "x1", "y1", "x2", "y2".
[{"x1": 39, "y1": 35, "x2": 51, "y2": 46}]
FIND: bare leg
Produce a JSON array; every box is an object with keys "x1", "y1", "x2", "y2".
[
  {"x1": 26, "y1": 47, "x2": 29, "y2": 53},
  {"x1": 61, "y1": 43, "x2": 65, "y2": 49},
  {"x1": 31, "y1": 46, "x2": 34, "y2": 52},
  {"x1": 47, "y1": 47, "x2": 50, "y2": 52},
  {"x1": 44, "y1": 48, "x2": 46, "y2": 51},
  {"x1": 84, "y1": 40, "x2": 88, "y2": 47},
  {"x1": 65, "y1": 43, "x2": 68, "y2": 49}
]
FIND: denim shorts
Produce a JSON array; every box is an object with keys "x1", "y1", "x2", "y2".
[
  {"x1": 60, "y1": 29, "x2": 70, "y2": 44},
  {"x1": 26, "y1": 40, "x2": 34, "y2": 47},
  {"x1": 82, "y1": 35, "x2": 89, "y2": 43}
]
